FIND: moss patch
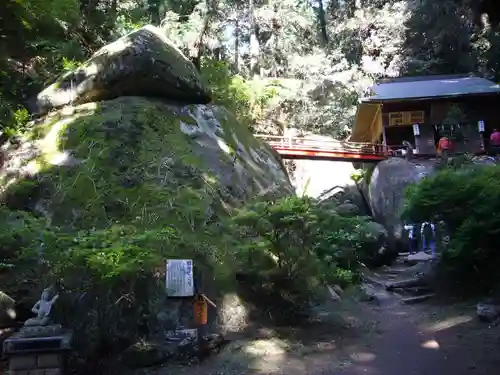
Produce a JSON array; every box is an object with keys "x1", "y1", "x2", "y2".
[{"x1": 9, "y1": 96, "x2": 289, "y2": 229}]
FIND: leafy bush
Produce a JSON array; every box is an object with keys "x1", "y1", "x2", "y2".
[
  {"x1": 402, "y1": 165, "x2": 500, "y2": 294},
  {"x1": 0, "y1": 192, "x2": 379, "y2": 361},
  {"x1": 200, "y1": 59, "x2": 279, "y2": 131},
  {"x1": 349, "y1": 169, "x2": 364, "y2": 183},
  {"x1": 0, "y1": 185, "x2": 236, "y2": 370},
  {"x1": 230, "y1": 196, "x2": 377, "y2": 324}
]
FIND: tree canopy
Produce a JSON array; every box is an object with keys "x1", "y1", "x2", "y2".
[{"x1": 2, "y1": 0, "x2": 500, "y2": 139}]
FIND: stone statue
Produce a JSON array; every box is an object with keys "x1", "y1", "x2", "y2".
[{"x1": 24, "y1": 287, "x2": 59, "y2": 327}]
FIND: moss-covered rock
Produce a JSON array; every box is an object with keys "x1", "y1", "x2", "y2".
[
  {"x1": 2, "y1": 97, "x2": 292, "y2": 227},
  {"x1": 33, "y1": 25, "x2": 211, "y2": 116},
  {"x1": 0, "y1": 96, "x2": 292, "y2": 365}
]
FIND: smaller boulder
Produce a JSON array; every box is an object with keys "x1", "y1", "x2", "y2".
[
  {"x1": 477, "y1": 300, "x2": 500, "y2": 323},
  {"x1": 406, "y1": 251, "x2": 435, "y2": 263},
  {"x1": 34, "y1": 25, "x2": 211, "y2": 115},
  {"x1": 336, "y1": 203, "x2": 360, "y2": 216},
  {"x1": 326, "y1": 285, "x2": 342, "y2": 302},
  {"x1": 358, "y1": 221, "x2": 395, "y2": 267},
  {"x1": 368, "y1": 158, "x2": 433, "y2": 250}
]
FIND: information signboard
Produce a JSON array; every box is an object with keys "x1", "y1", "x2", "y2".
[{"x1": 165, "y1": 259, "x2": 194, "y2": 297}]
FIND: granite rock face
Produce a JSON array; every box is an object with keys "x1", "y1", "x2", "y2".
[
  {"x1": 33, "y1": 25, "x2": 211, "y2": 115},
  {"x1": 367, "y1": 158, "x2": 433, "y2": 250}
]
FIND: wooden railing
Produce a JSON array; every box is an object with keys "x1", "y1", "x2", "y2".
[{"x1": 255, "y1": 135, "x2": 391, "y2": 156}]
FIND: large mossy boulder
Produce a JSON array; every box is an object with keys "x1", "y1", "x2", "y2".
[
  {"x1": 1, "y1": 25, "x2": 291, "y2": 365},
  {"x1": 33, "y1": 25, "x2": 211, "y2": 115},
  {"x1": 0, "y1": 97, "x2": 292, "y2": 363},
  {"x1": 3, "y1": 97, "x2": 292, "y2": 227},
  {"x1": 368, "y1": 158, "x2": 433, "y2": 251}
]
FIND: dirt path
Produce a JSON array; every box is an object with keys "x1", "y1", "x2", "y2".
[
  {"x1": 337, "y1": 290, "x2": 498, "y2": 375},
  {"x1": 133, "y1": 279, "x2": 500, "y2": 375}
]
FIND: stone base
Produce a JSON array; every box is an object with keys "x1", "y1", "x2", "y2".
[
  {"x1": 19, "y1": 324, "x2": 62, "y2": 338},
  {"x1": 8, "y1": 352, "x2": 62, "y2": 375},
  {"x1": 3, "y1": 329, "x2": 72, "y2": 354}
]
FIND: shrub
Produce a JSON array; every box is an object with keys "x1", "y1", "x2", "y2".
[
  {"x1": 0, "y1": 186, "x2": 236, "y2": 371},
  {"x1": 402, "y1": 165, "x2": 500, "y2": 294},
  {"x1": 200, "y1": 59, "x2": 280, "y2": 131},
  {"x1": 230, "y1": 196, "x2": 377, "y2": 324}
]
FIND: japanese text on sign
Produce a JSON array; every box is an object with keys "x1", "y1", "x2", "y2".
[{"x1": 165, "y1": 259, "x2": 194, "y2": 297}]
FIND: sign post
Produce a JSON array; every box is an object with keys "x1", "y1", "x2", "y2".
[
  {"x1": 164, "y1": 259, "x2": 217, "y2": 354},
  {"x1": 164, "y1": 259, "x2": 197, "y2": 346}
]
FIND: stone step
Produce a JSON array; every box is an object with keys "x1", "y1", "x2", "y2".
[
  {"x1": 363, "y1": 274, "x2": 387, "y2": 288},
  {"x1": 386, "y1": 278, "x2": 424, "y2": 290},
  {"x1": 393, "y1": 286, "x2": 433, "y2": 297},
  {"x1": 380, "y1": 269, "x2": 414, "y2": 276},
  {"x1": 401, "y1": 294, "x2": 435, "y2": 305}
]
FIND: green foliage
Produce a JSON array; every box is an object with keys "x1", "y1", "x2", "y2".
[
  {"x1": 200, "y1": 59, "x2": 280, "y2": 130},
  {"x1": 350, "y1": 169, "x2": 364, "y2": 183},
  {"x1": 0, "y1": 190, "x2": 382, "y2": 357},
  {"x1": 0, "y1": 93, "x2": 31, "y2": 137},
  {"x1": 402, "y1": 165, "x2": 500, "y2": 294},
  {"x1": 230, "y1": 196, "x2": 379, "y2": 323},
  {"x1": 0, "y1": 185, "x2": 235, "y2": 365},
  {"x1": 363, "y1": 164, "x2": 375, "y2": 184},
  {"x1": 201, "y1": 59, "x2": 253, "y2": 125},
  {"x1": 439, "y1": 104, "x2": 467, "y2": 142},
  {"x1": 0, "y1": 207, "x2": 47, "y2": 261}
]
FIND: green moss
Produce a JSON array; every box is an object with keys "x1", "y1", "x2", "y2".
[
  {"x1": 26, "y1": 114, "x2": 62, "y2": 141},
  {"x1": 9, "y1": 96, "x2": 288, "y2": 230},
  {"x1": 3, "y1": 178, "x2": 42, "y2": 211},
  {"x1": 18, "y1": 98, "x2": 216, "y2": 227}
]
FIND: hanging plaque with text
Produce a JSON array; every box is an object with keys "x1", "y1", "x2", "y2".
[{"x1": 165, "y1": 259, "x2": 194, "y2": 297}]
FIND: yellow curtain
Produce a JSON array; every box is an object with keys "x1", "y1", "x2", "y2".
[{"x1": 350, "y1": 103, "x2": 382, "y2": 143}]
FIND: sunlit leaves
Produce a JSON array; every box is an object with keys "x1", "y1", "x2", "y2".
[{"x1": 402, "y1": 164, "x2": 500, "y2": 293}]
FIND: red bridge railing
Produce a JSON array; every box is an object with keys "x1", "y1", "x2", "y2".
[{"x1": 255, "y1": 135, "x2": 390, "y2": 157}]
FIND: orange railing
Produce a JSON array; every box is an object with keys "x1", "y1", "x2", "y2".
[{"x1": 255, "y1": 135, "x2": 391, "y2": 156}]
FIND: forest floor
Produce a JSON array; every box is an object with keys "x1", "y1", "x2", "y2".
[{"x1": 132, "y1": 266, "x2": 500, "y2": 375}]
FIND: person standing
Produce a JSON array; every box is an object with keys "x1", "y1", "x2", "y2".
[
  {"x1": 489, "y1": 129, "x2": 500, "y2": 155},
  {"x1": 404, "y1": 223, "x2": 416, "y2": 255},
  {"x1": 438, "y1": 136, "x2": 452, "y2": 158},
  {"x1": 421, "y1": 222, "x2": 436, "y2": 255}
]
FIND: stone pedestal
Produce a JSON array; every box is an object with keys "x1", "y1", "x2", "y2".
[
  {"x1": 8, "y1": 352, "x2": 63, "y2": 375},
  {"x1": 2, "y1": 330, "x2": 72, "y2": 375}
]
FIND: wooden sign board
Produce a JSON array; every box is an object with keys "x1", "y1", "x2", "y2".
[
  {"x1": 165, "y1": 259, "x2": 194, "y2": 297},
  {"x1": 388, "y1": 111, "x2": 425, "y2": 126}
]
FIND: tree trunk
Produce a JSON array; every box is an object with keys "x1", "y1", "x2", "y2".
[
  {"x1": 147, "y1": 0, "x2": 161, "y2": 25},
  {"x1": 271, "y1": 3, "x2": 280, "y2": 77},
  {"x1": 191, "y1": 0, "x2": 217, "y2": 71},
  {"x1": 249, "y1": 0, "x2": 260, "y2": 78},
  {"x1": 316, "y1": 0, "x2": 328, "y2": 46},
  {"x1": 234, "y1": 13, "x2": 240, "y2": 72}
]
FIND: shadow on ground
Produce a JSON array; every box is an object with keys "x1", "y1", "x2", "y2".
[
  {"x1": 413, "y1": 299, "x2": 500, "y2": 373},
  {"x1": 128, "y1": 288, "x2": 380, "y2": 375}
]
